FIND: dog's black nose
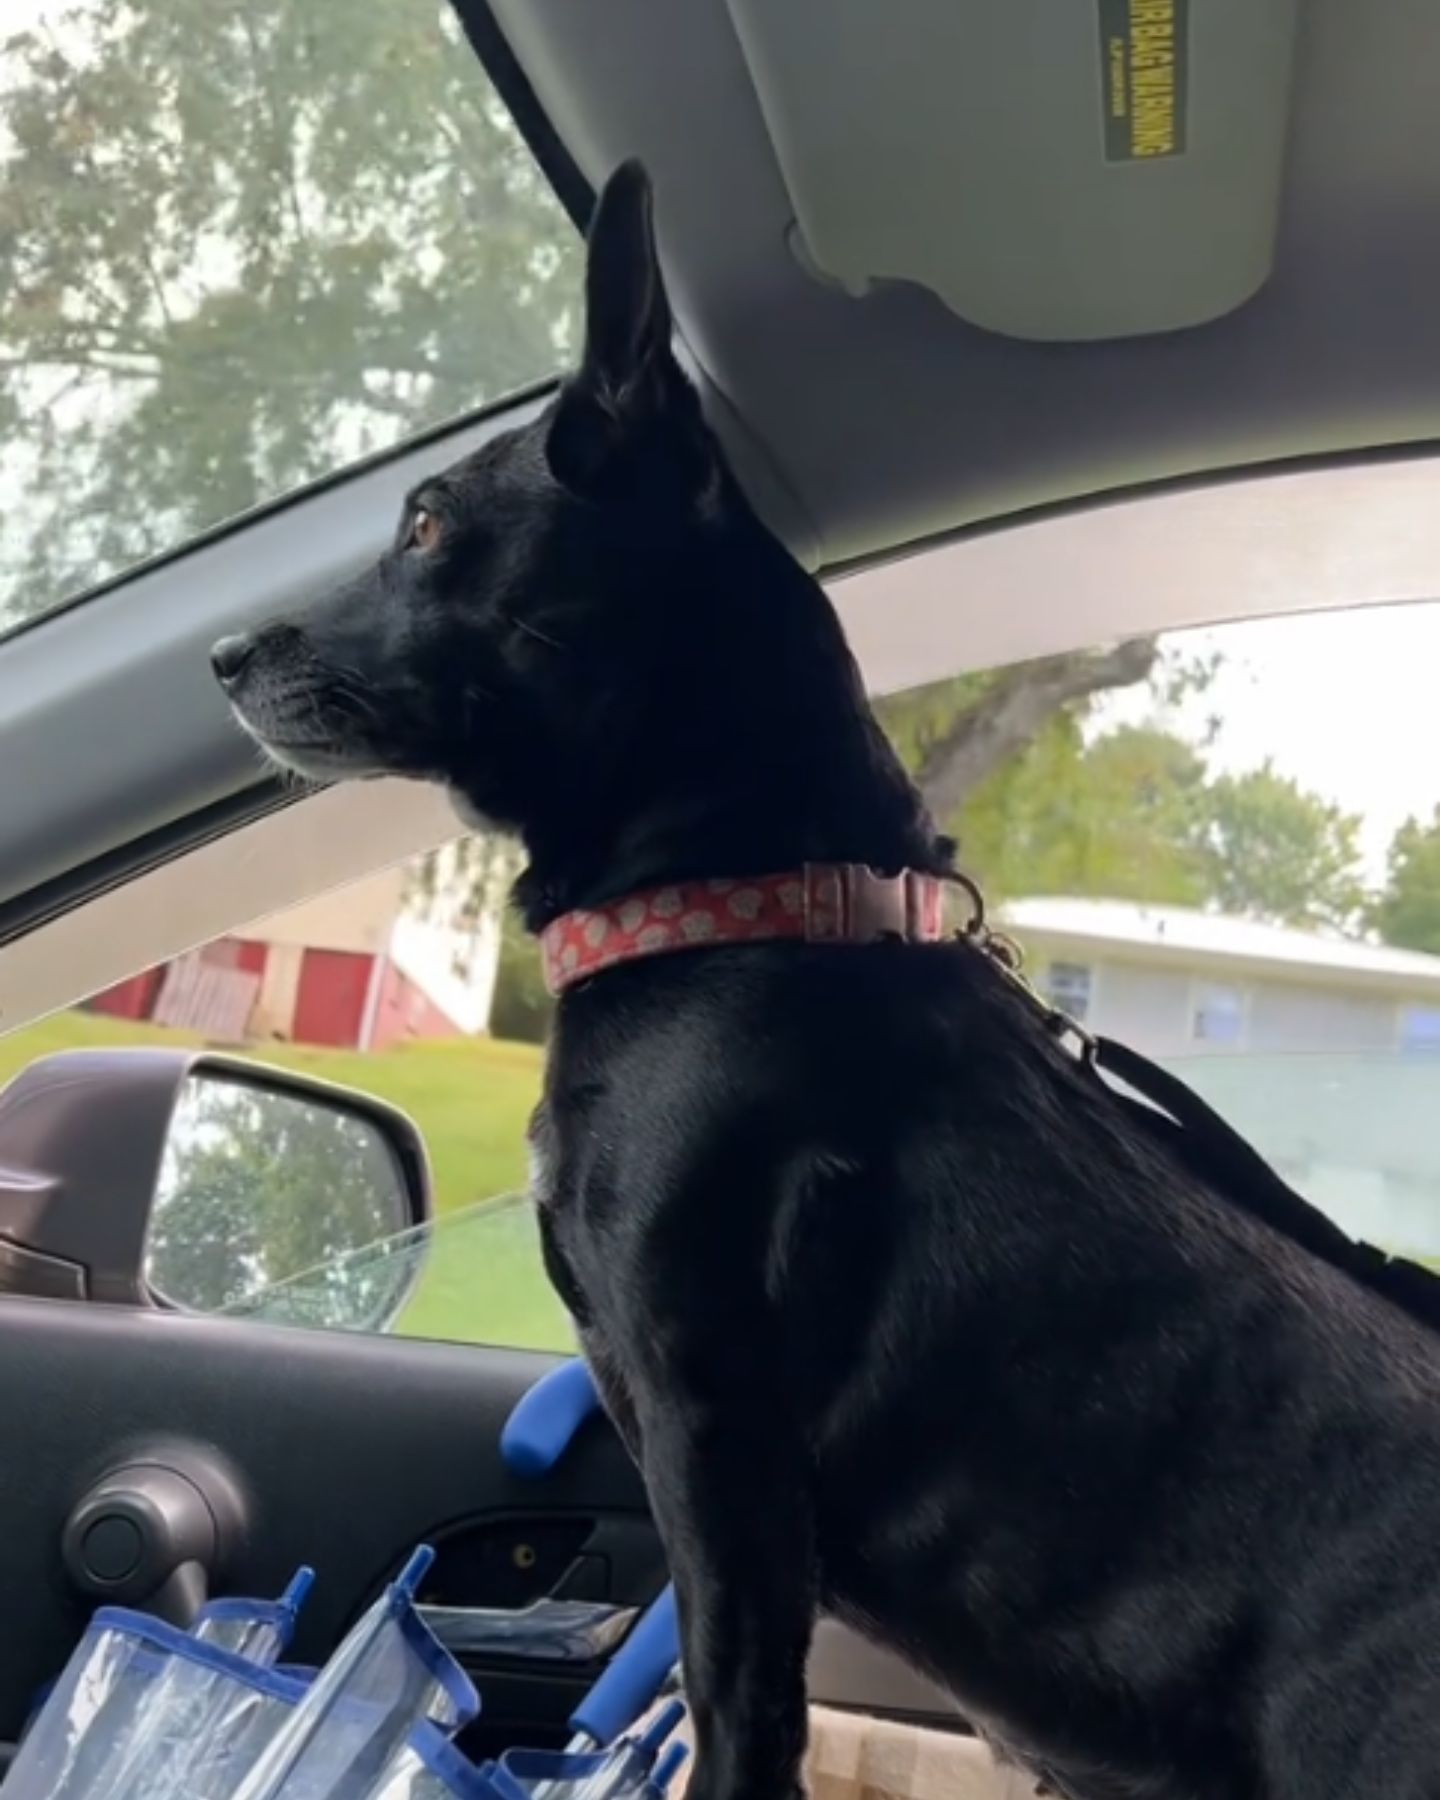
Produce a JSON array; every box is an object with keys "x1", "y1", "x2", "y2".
[{"x1": 211, "y1": 633, "x2": 257, "y2": 686}]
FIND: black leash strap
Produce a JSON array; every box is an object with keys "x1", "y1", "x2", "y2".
[
  {"x1": 1089, "y1": 1033, "x2": 1440, "y2": 1338},
  {"x1": 963, "y1": 890, "x2": 1440, "y2": 1340}
]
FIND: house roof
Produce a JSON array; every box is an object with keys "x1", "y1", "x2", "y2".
[{"x1": 999, "y1": 898, "x2": 1440, "y2": 998}]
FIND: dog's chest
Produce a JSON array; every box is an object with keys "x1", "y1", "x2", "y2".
[
  {"x1": 525, "y1": 1091, "x2": 610, "y2": 1242},
  {"x1": 525, "y1": 1102, "x2": 557, "y2": 1210},
  {"x1": 527, "y1": 1082, "x2": 599, "y2": 1205}
]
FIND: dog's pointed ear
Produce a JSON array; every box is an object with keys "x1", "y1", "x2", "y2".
[
  {"x1": 581, "y1": 159, "x2": 672, "y2": 398},
  {"x1": 547, "y1": 161, "x2": 708, "y2": 497}
]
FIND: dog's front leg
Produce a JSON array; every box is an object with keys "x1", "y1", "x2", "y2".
[{"x1": 630, "y1": 1372, "x2": 815, "y2": 1800}]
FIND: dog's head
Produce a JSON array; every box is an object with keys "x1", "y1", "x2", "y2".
[{"x1": 215, "y1": 161, "x2": 941, "y2": 916}]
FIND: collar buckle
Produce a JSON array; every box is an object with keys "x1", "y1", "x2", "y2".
[
  {"x1": 803, "y1": 865, "x2": 910, "y2": 943},
  {"x1": 802, "y1": 865, "x2": 980, "y2": 944}
]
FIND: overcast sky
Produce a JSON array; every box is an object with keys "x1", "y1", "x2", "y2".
[{"x1": 1100, "y1": 599, "x2": 1440, "y2": 879}]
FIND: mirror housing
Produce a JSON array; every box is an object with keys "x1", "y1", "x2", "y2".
[{"x1": 0, "y1": 1049, "x2": 431, "y2": 1325}]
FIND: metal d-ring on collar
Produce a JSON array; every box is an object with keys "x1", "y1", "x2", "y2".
[{"x1": 941, "y1": 869, "x2": 1099, "y2": 1066}]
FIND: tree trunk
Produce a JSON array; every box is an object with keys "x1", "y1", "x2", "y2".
[{"x1": 914, "y1": 637, "x2": 1159, "y2": 819}]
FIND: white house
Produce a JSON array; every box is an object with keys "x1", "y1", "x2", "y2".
[
  {"x1": 1001, "y1": 898, "x2": 1440, "y2": 1061},
  {"x1": 997, "y1": 899, "x2": 1440, "y2": 1260}
]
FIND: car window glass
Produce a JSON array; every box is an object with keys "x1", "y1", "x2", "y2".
[
  {"x1": 1400, "y1": 1006, "x2": 1440, "y2": 1055},
  {"x1": 4, "y1": 596, "x2": 1440, "y2": 1344},
  {"x1": 0, "y1": 0, "x2": 579, "y2": 640},
  {"x1": 1190, "y1": 981, "x2": 1246, "y2": 1047},
  {"x1": 1041, "y1": 960, "x2": 1093, "y2": 1023}
]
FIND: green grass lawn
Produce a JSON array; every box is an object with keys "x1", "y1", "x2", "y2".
[{"x1": 0, "y1": 1009, "x2": 573, "y2": 1352}]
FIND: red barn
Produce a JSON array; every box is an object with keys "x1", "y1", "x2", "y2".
[{"x1": 88, "y1": 867, "x2": 501, "y2": 1050}]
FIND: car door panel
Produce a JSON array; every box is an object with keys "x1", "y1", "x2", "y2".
[
  {"x1": 0, "y1": 1298, "x2": 650, "y2": 1748},
  {"x1": 0, "y1": 1291, "x2": 961, "y2": 1760}
]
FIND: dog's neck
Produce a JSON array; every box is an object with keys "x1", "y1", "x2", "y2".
[{"x1": 509, "y1": 532, "x2": 951, "y2": 933}]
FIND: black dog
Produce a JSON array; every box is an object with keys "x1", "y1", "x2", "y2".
[{"x1": 215, "y1": 163, "x2": 1440, "y2": 1800}]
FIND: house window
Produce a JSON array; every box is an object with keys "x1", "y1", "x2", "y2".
[
  {"x1": 1191, "y1": 982, "x2": 1245, "y2": 1046},
  {"x1": 1044, "y1": 961, "x2": 1093, "y2": 1023},
  {"x1": 1400, "y1": 1006, "x2": 1440, "y2": 1054}
]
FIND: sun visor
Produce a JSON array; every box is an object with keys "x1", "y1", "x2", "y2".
[{"x1": 723, "y1": 0, "x2": 1301, "y2": 342}]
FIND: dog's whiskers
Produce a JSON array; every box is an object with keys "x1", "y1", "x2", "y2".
[
  {"x1": 328, "y1": 684, "x2": 383, "y2": 727},
  {"x1": 323, "y1": 667, "x2": 386, "y2": 726},
  {"x1": 505, "y1": 612, "x2": 566, "y2": 653}
]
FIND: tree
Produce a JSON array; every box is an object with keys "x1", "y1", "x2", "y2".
[
  {"x1": 1373, "y1": 808, "x2": 1440, "y2": 954},
  {"x1": 1194, "y1": 762, "x2": 1366, "y2": 932},
  {"x1": 0, "y1": 0, "x2": 581, "y2": 630},
  {"x1": 881, "y1": 661, "x2": 1371, "y2": 937},
  {"x1": 489, "y1": 901, "x2": 555, "y2": 1044},
  {"x1": 877, "y1": 648, "x2": 1219, "y2": 901},
  {"x1": 879, "y1": 639, "x2": 1161, "y2": 826},
  {"x1": 958, "y1": 722, "x2": 1212, "y2": 906}
]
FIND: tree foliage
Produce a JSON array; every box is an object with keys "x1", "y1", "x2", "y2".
[
  {"x1": 489, "y1": 901, "x2": 555, "y2": 1044},
  {"x1": 0, "y1": 0, "x2": 580, "y2": 628},
  {"x1": 878, "y1": 655, "x2": 1368, "y2": 933},
  {"x1": 1193, "y1": 762, "x2": 1367, "y2": 933},
  {"x1": 881, "y1": 639, "x2": 1161, "y2": 823},
  {"x1": 1373, "y1": 808, "x2": 1440, "y2": 955},
  {"x1": 956, "y1": 720, "x2": 1211, "y2": 907}
]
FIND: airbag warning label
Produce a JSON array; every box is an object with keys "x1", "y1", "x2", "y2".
[{"x1": 1098, "y1": 0, "x2": 1189, "y2": 161}]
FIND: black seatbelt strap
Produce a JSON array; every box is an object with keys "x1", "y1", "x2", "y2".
[
  {"x1": 1088, "y1": 1032, "x2": 1440, "y2": 1337},
  {"x1": 965, "y1": 900, "x2": 1440, "y2": 1339}
]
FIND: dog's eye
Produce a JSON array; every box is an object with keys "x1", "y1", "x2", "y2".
[{"x1": 407, "y1": 506, "x2": 441, "y2": 553}]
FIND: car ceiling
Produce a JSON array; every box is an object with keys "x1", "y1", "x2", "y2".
[{"x1": 479, "y1": 0, "x2": 1440, "y2": 569}]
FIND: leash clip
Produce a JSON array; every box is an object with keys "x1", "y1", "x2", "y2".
[
  {"x1": 1045, "y1": 1006, "x2": 1100, "y2": 1066},
  {"x1": 949, "y1": 875, "x2": 1099, "y2": 1066}
]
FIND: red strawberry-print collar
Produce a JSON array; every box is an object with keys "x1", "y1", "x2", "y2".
[{"x1": 540, "y1": 863, "x2": 979, "y2": 996}]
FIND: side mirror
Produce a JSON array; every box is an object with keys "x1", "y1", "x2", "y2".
[{"x1": 0, "y1": 1049, "x2": 431, "y2": 1331}]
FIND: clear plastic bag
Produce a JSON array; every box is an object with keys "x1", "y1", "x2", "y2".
[
  {"x1": 194, "y1": 1568, "x2": 316, "y2": 1662},
  {"x1": 4, "y1": 1613, "x2": 167, "y2": 1800},
  {"x1": 103, "y1": 1637, "x2": 307, "y2": 1800},
  {"x1": 103, "y1": 1566, "x2": 318, "y2": 1800},
  {"x1": 417, "y1": 1601, "x2": 634, "y2": 1664},
  {"x1": 226, "y1": 1547, "x2": 477, "y2": 1800},
  {"x1": 5, "y1": 1542, "x2": 688, "y2": 1800},
  {"x1": 367, "y1": 1724, "x2": 499, "y2": 1800},
  {"x1": 503, "y1": 1700, "x2": 688, "y2": 1800},
  {"x1": 3, "y1": 1613, "x2": 304, "y2": 1800},
  {"x1": 177, "y1": 1671, "x2": 307, "y2": 1800},
  {"x1": 21, "y1": 1567, "x2": 316, "y2": 1800}
]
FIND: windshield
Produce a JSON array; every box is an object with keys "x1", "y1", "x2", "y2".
[{"x1": 0, "y1": 0, "x2": 579, "y2": 638}]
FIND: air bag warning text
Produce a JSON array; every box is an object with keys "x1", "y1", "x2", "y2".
[{"x1": 1098, "y1": 0, "x2": 1189, "y2": 161}]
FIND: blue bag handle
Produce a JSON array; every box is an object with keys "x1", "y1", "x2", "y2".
[
  {"x1": 569, "y1": 1585, "x2": 679, "y2": 1746},
  {"x1": 502, "y1": 1363, "x2": 683, "y2": 1744},
  {"x1": 500, "y1": 1359, "x2": 604, "y2": 1477}
]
